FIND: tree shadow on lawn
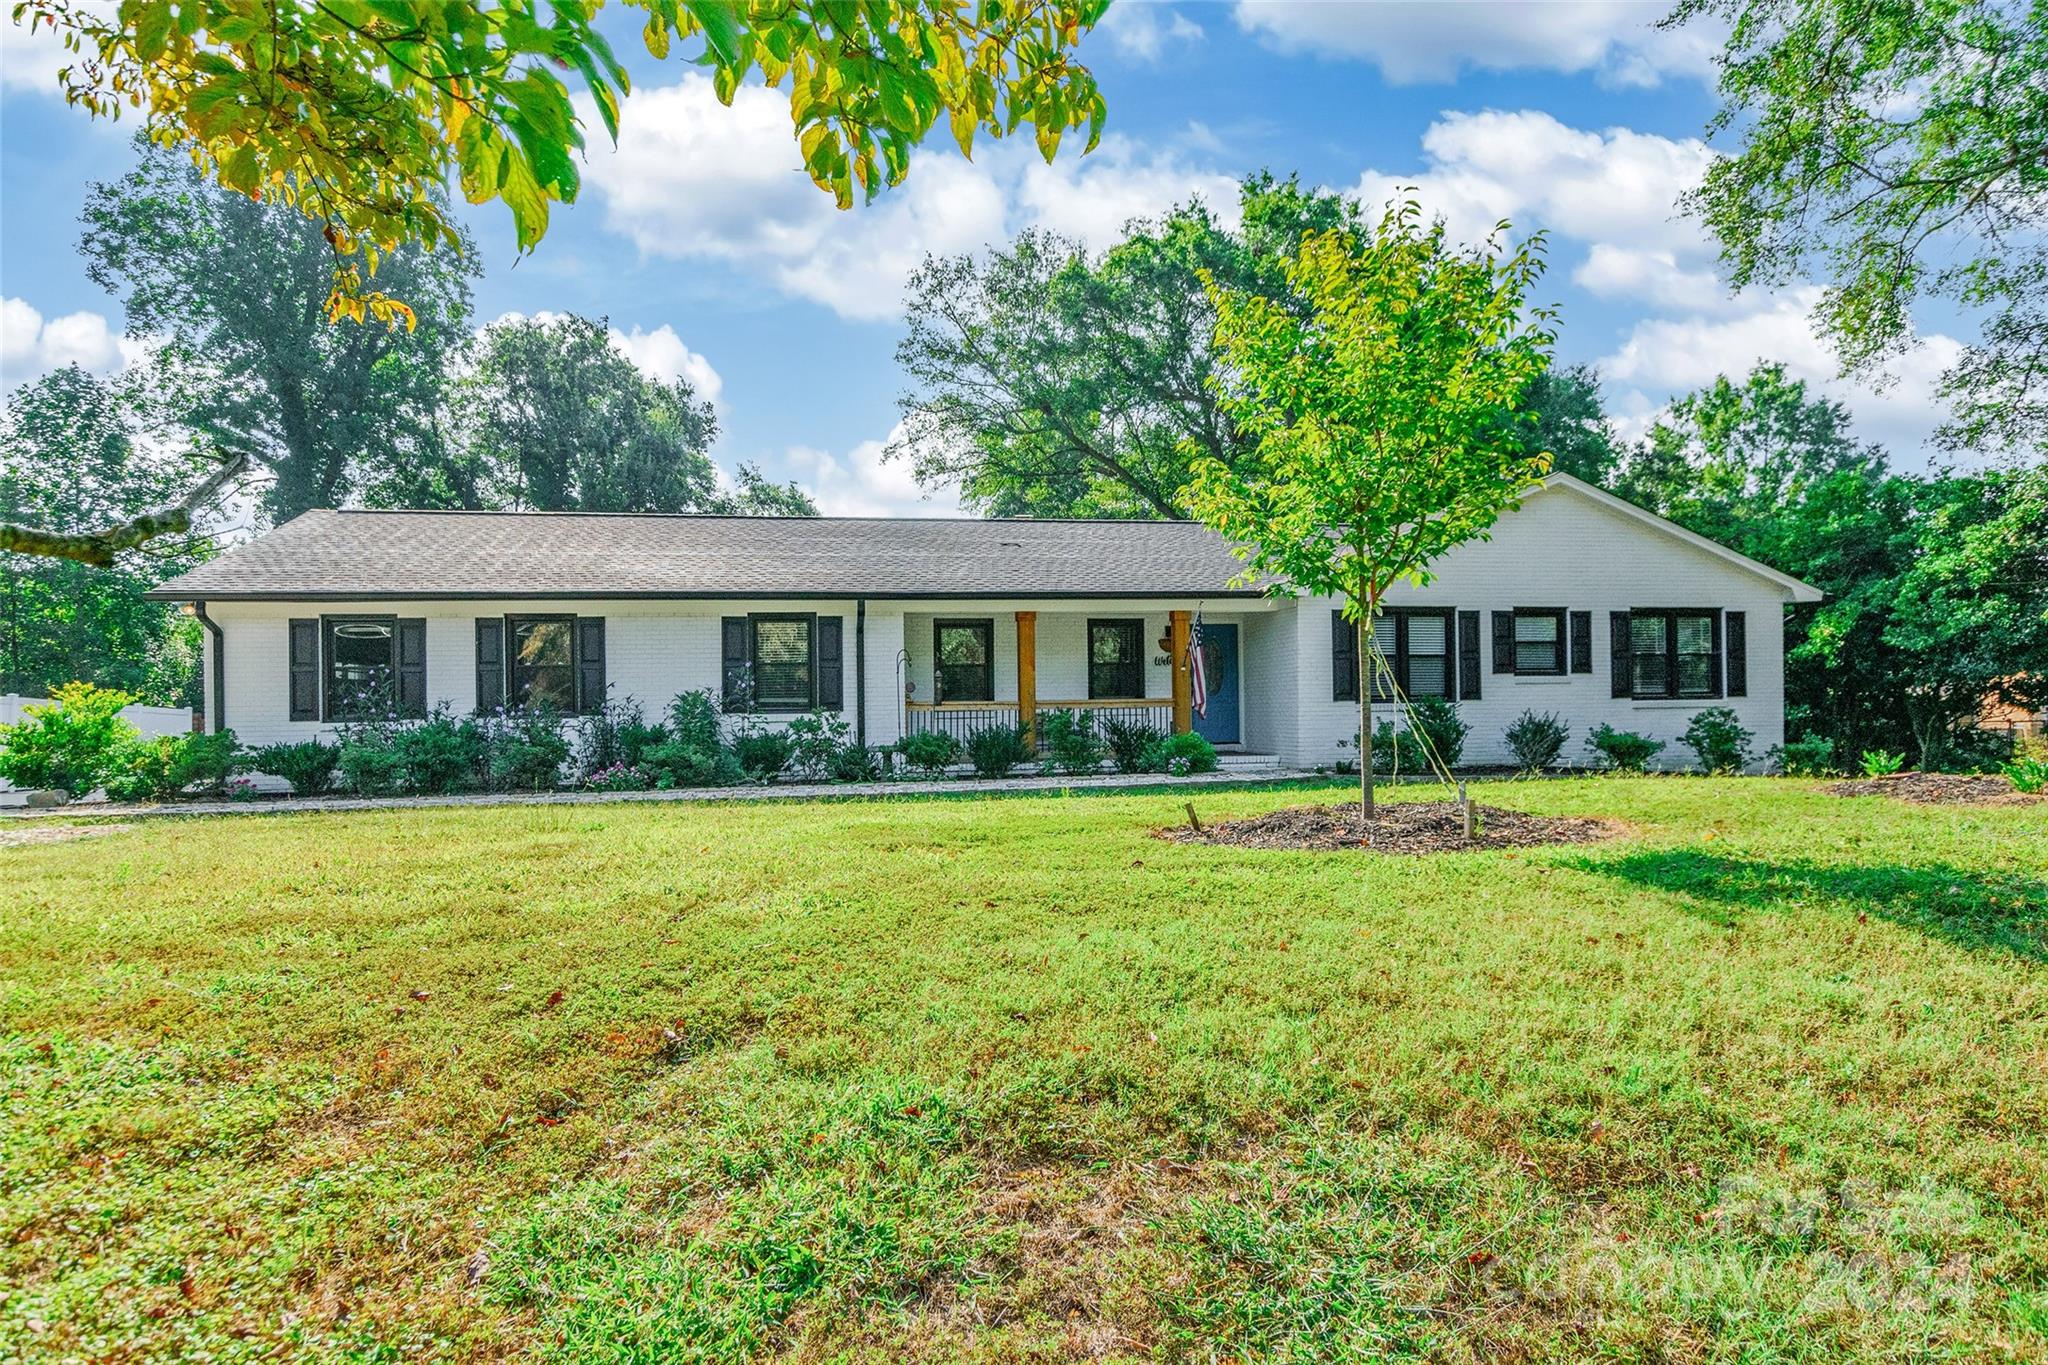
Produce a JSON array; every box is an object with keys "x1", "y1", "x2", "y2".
[{"x1": 1580, "y1": 849, "x2": 2048, "y2": 962}]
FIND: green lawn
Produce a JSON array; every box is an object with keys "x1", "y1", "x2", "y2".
[{"x1": 3, "y1": 778, "x2": 2045, "y2": 1363}]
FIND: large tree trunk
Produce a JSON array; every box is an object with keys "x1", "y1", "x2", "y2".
[{"x1": 1358, "y1": 616, "x2": 1373, "y2": 825}]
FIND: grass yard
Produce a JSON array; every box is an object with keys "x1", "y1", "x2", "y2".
[{"x1": 3, "y1": 778, "x2": 2046, "y2": 1363}]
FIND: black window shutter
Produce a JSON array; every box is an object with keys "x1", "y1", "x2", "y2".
[
  {"x1": 1331, "y1": 610, "x2": 1357, "y2": 701},
  {"x1": 396, "y1": 619, "x2": 427, "y2": 718},
  {"x1": 1610, "y1": 610, "x2": 1633, "y2": 698},
  {"x1": 475, "y1": 618, "x2": 505, "y2": 713},
  {"x1": 722, "y1": 616, "x2": 750, "y2": 708},
  {"x1": 288, "y1": 618, "x2": 319, "y2": 721},
  {"x1": 1491, "y1": 611, "x2": 1515, "y2": 674},
  {"x1": 575, "y1": 617, "x2": 606, "y2": 714},
  {"x1": 1457, "y1": 610, "x2": 1481, "y2": 700},
  {"x1": 1569, "y1": 610, "x2": 1592, "y2": 674},
  {"x1": 1725, "y1": 611, "x2": 1747, "y2": 697},
  {"x1": 1707, "y1": 610, "x2": 1725, "y2": 699},
  {"x1": 816, "y1": 615, "x2": 844, "y2": 709}
]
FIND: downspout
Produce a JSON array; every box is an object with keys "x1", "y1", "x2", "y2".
[
  {"x1": 193, "y1": 600, "x2": 225, "y2": 734},
  {"x1": 854, "y1": 598, "x2": 868, "y2": 749}
]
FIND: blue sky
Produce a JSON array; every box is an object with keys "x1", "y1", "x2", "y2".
[{"x1": 0, "y1": 2, "x2": 1972, "y2": 516}]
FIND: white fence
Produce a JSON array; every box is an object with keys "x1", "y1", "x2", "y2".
[{"x1": 0, "y1": 694, "x2": 196, "y2": 805}]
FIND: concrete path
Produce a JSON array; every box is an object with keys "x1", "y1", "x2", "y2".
[{"x1": 0, "y1": 765, "x2": 1308, "y2": 822}]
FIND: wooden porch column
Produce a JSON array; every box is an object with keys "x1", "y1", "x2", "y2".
[
  {"x1": 1016, "y1": 611, "x2": 1038, "y2": 747},
  {"x1": 1169, "y1": 609, "x2": 1192, "y2": 735}
]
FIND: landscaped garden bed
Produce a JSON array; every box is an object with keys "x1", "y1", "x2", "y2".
[
  {"x1": 1827, "y1": 770, "x2": 2044, "y2": 805},
  {"x1": 1156, "y1": 798, "x2": 1622, "y2": 853}
]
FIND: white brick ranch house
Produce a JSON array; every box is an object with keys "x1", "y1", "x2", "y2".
[{"x1": 146, "y1": 474, "x2": 1821, "y2": 771}]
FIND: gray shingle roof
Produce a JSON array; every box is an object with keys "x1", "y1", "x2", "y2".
[{"x1": 146, "y1": 510, "x2": 1268, "y2": 601}]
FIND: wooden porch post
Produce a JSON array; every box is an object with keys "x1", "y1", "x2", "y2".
[
  {"x1": 1016, "y1": 610, "x2": 1038, "y2": 747},
  {"x1": 1169, "y1": 609, "x2": 1192, "y2": 735}
]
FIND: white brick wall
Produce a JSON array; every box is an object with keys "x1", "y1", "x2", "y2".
[
  {"x1": 196, "y1": 485, "x2": 1803, "y2": 772},
  {"x1": 1284, "y1": 482, "x2": 1797, "y2": 770}
]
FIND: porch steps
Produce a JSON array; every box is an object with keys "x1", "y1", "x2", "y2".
[{"x1": 1216, "y1": 751, "x2": 1283, "y2": 772}]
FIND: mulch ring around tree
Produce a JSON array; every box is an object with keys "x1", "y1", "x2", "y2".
[
  {"x1": 1825, "y1": 771, "x2": 2043, "y2": 806},
  {"x1": 1155, "y1": 800, "x2": 1624, "y2": 854}
]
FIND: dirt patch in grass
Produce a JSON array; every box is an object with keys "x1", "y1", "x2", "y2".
[
  {"x1": 1826, "y1": 771, "x2": 2042, "y2": 806},
  {"x1": 1156, "y1": 800, "x2": 1622, "y2": 854},
  {"x1": 0, "y1": 821, "x2": 135, "y2": 848}
]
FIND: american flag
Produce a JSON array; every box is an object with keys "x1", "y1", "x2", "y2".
[{"x1": 1187, "y1": 610, "x2": 1209, "y2": 720}]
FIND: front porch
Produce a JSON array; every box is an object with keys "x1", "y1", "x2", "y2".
[{"x1": 897, "y1": 606, "x2": 1278, "y2": 752}]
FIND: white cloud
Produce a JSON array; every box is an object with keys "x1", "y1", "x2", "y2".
[
  {"x1": 784, "y1": 422, "x2": 965, "y2": 518},
  {"x1": 1232, "y1": 0, "x2": 1714, "y2": 87},
  {"x1": 1573, "y1": 244, "x2": 1734, "y2": 314},
  {"x1": 576, "y1": 73, "x2": 1244, "y2": 321},
  {"x1": 1, "y1": 6, "x2": 98, "y2": 96},
  {"x1": 480, "y1": 309, "x2": 724, "y2": 404},
  {"x1": 1097, "y1": 2, "x2": 1206, "y2": 62},
  {"x1": 1352, "y1": 109, "x2": 1714, "y2": 252},
  {"x1": 1, "y1": 296, "x2": 137, "y2": 385},
  {"x1": 1599, "y1": 288, "x2": 1964, "y2": 459}
]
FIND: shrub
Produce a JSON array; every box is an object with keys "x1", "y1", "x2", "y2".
[
  {"x1": 487, "y1": 706, "x2": 571, "y2": 791},
  {"x1": 830, "y1": 743, "x2": 883, "y2": 782},
  {"x1": 1680, "y1": 707, "x2": 1755, "y2": 773},
  {"x1": 336, "y1": 722, "x2": 407, "y2": 796},
  {"x1": 170, "y1": 730, "x2": 242, "y2": 795},
  {"x1": 101, "y1": 730, "x2": 243, "y2": 804},
  {"x1": 1587, "y1": 724, "x2": 1666, "y2": 773},
  {"x1": 1369, "y1": 721, "x2": 1428, "y2": 776},
  {"x1": 1504, "y1": 710, "x2": 1569, "y2": 771},
  {"x1": 666, "y1": 690, "x2": 725, "y2": 754},
  {"x1": 582, "y1": 762, "x2": 652, "y2": 792},
  {"x1": 101, "y1": 736, "x2": 184, "y2": 803},
  {"x1": 1145, "y1": 731, "x2": 1219, "y2": 775},
  {"x1": 1368, "y1": 697, "x2": 1468, "y2": 776},
  {"x1": 248, "y1": 740, "x2": 341, "y2": 797},
  {"x1": 643, "y1": 739, "x2": 742, "y2": 788},
  {"x1": 1039, "y1": 709, "x2": 1105, "y2": 776},
  {"x1": 900, "y1": 729, "x2": 961, "y2": 779},
  {"x1": 577, "y1": 694, "x2": 664, "y2": 776},
  {"x1": 394, "y1": 707, "x2": 483, "y2": 794},
  {"x1": 1926, "y1": 724, "x2": 2013, "y2": 773},
  {"x1": 785, "y1": 710, "x2": 852, "y2": 780},
  {"x1": 1860, "y1": 748, "x2": 1905, "y2": 778},
  {"x1": 1771, "y1": 735, "x2": 1837, "y2": 778},
  {"x1": 0, "y1": 681, "x2": 138, "y2": 795},
  {"x1": 732, "y1": 726, "x2": 794, "y2": 781},
  {"x1": 1099, "y1": 715, "x2": 1165, "y2": 774},
  {"x1": 964, "y1": 723, "x2": 1032, "y2": 778},
  {"x1": 2003, "y1": 755, "x2": 2048, "y2": 793}
]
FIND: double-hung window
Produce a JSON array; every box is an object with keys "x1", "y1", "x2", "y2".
[
  {"x1": 1370, "y1": 609, "x2": 1454, "y2": 700},
  {"x1": 750, "y1": 615, "x2": 816, "y2": 710},
  {"x1": 1630, "y1": 610, "x2": 1719, "y2": 699},
  {"x1": 934, "y1": 620, "x2": 994, "y2": 702},
  {"x1": 1088, "y1": 619, "x2": 1145, "y2": 699},
  {"x1": 1512, "y1": 609, "x2": 1566, "y2": 675},
  {"x1": 324, "y1": 616, "x2": 398, "y2": 720},
  {"x1": 507, "y1": 616, "x2": 577, "y2": 710}
]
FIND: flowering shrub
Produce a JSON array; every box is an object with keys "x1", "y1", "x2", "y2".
[{"x1": 582, "y1": 762, "x2": 652, "y2": 792}]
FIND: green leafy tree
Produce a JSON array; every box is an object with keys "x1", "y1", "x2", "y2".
[
  {"x1": 16, "y1": 0, "x2": 1107, "y2": 316},
  {"x1": 1516, "y1": 363, "x2": 1621, "y2": 486},
  {"x1": 1615, "y1": 364, "x2": 1884, "y2": 539},
  {"x1": 1881, "y1": 464, "x2": 2048, "y2": 766},
  {"x1": 1187, "y1": 203, "x2": 1556, "y2": 821},
  {"x1": 1672, "y1": 0, "x2": 2048, "y2": 451},
  {"x1": 77, "y1": 143, "x2": 477, "y2": 526},
  {"x1": 893, "y1": 174, "x2": 1358, "y2": 518},
  {"x1": 461, "y1": 314, "x2": 817, "y2": 515},
  {"x1": 1, "y1": 367, "x2": 213, "y2": 705}
]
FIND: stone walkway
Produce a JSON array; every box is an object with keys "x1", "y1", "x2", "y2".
[{"x1": 0, "y1": 766, "x2": 1306, "y2": 822}]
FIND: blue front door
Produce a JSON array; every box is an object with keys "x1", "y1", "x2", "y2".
[{"x1": 1192, "y1": 623, "x2": 1240, "y2": 745}]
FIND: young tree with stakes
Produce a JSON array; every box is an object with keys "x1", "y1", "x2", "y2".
[{"x1": 1187, "y1": 201, "x2": 1556, "y2": 824}]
